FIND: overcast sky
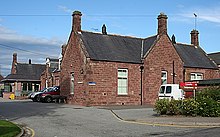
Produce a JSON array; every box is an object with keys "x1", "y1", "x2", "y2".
[{"x1": 0, "y1": 0, "x2": 220, "y2": 77}]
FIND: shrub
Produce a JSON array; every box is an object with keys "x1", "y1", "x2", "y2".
[
  {"x1": 154, "y1": 99, "x2": 182, "y2": 115},
  {"x1": 167, "y1": 99, "x2": 182, "y2": 115},
  {"x1": 154, "y1": 86, "x2": 220, "y2": 117},
  {"x1": 197, "y1": 98, "x2": 220, "y2": 117},
  {"x1": 197, "y1": 86, "x2": 220, "y2": 101},
  {"x1": 196, "y1": 86, "x2": 220, "y2": 117},
  {"x1": 181, "y1": 99, "x2": 199, "y2": 116},
  {"x1": 154, "y1": 98, "x2": 169, "y2": 115}
]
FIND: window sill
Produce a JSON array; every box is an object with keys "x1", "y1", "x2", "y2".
[{"x1": 117, "y1": 94, "x2": 129, "y2": 97}]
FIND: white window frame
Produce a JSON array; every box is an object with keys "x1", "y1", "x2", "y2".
[
  {"x1": 161, "y1": 71, "x2": 167, "y2": 85},
  {"x1": 117, "y1": 69, "x2": 128, "y2": 95},
  {"x1": 190, "y1": 73, "x2": 203, "y2": 80}
]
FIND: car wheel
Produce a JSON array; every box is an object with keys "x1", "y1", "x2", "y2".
[
  {"x1": 32, "y1": 98, "x2": 37, "y2": 102},
  {"x1": 45, "y1": 96, "x2": 52, "y2": 103},
  {"x1": 36, "y1": 95, "x2": 41, "y2": 102}
]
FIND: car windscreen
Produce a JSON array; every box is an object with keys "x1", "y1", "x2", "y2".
[{"x1": 159, "y1": 86, "x2": 165, "y2": 93}]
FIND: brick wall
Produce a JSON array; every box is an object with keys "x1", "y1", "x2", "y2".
[
  {"x1": 143, "y1": 34, "x2": 184, "y2": 104},
  {"x1": 184, "y1": 67, "x2": 219, "y2": 81},
  {"x1": 86, "y1": 61, "x2": 141, "y2": 106},
  {"x1": 60, "y1": 30, "x2": 143, "y2": 105},
  {"x1": 60, "y1": 31, "x2": 87, "y2": 105}
]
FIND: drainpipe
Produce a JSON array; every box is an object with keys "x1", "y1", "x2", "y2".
[
  {"x1": 140, "y1": 40, "x2": 144, "y2": 105},
  {"x1": 172, "y1": 61, "x2": 175, "y2": 84},
  {"x1": 140, "y1": 65, "x2": 144, "y2": 105}
]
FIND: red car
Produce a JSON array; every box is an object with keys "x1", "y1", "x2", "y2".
[{"x1": 38, "y1": 86, "x2": 60, "y2": 103}]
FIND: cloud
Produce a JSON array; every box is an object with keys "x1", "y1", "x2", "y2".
[
  {"x1": 0, "y1": 26, "x2": 63, "y2": 46},
  {"x1": 180, "y1": 6, "x2": 220, "y2": 24},
  {"x1": 58, "y1": 5, "x2": 72, "y2": 13},
  {"x1": 0, "y1": 26, "x2": 63, "y2": 77}
]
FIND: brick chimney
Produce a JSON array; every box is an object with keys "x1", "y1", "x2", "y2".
[
  {"x1": 190, "y1": 29, "x2": 199, "y2": 46},
  {"x1": 11, "y1": 53, "x2": 17, "y2": 74},
  {"x1": 72, "y1": 11, "x2": 82, "y2": 32},
  {"x1": 157, "y1": 13, "x2": 168, "y2": 35}
]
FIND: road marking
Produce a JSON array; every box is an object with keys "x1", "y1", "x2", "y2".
[
  {"x1": 27, "y1": 126, "x2": 35, "y2": 137},
  {"x1": 110, "y1": 110, "x2": 220, "y2": 128}
]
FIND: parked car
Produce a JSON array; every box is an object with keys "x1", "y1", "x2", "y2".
[
  {"x1": 28, "y1": 87, "x2": 53, "y2": 102},
  {"x1": 158, "y1": 84, "x2": 184, "y2": 100},
  {"x1": 38, "y1": 86, "x2": 60, "y2": 103}
]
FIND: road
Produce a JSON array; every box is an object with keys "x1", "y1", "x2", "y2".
[{"x1": 0, "y1": 98, "x2": 219, "y2": 137}]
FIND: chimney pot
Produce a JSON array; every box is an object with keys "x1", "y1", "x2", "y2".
[
  {"x1": 190, "y1": 29, "x2": 199, "y2": 46},
  {"x1": 171, "y1": 34, "x2": 176, "y2": 44},
  {"x1": 29, "y1": 59, "x2": 31, "y2": 64},
  {"x1": 102, "y1": 24, "x2": 107, "y2": 35},
  {"x1": 72, "y1": 10, "x2": 82, "y2": 32},
  {"x1": 157, "y1": 12, "x2": 168, "y2": 35}
]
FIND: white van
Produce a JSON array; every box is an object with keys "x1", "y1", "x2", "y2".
[{"x1": 158, "y1": 84, "x2": 184, "y2": 100}]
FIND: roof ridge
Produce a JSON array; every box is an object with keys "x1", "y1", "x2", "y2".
[
  {"x1": 144, "y1": 35, "x2": 158, "y2": 40},
  {"x1": 81, "y1": 30, "x2": 157, "y2": 40},
  {"x1": 175, "y1": 42, "x2": 193, "y2": 46},
  {"x1": 17, "y1": 63, "x2": 45, "y2": 66}
]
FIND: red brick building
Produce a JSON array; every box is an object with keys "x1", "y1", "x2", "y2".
[
  {"x1": 41, "y1": 57, "x2": 60, "y2": 89},
  {"x1": 60, "y1": 11, "x2": 219, "y2": 106},
  {"x1": 2, "y1": 53, "x2": 46, "y2": 94}
]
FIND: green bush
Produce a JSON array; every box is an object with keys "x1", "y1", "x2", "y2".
[
  {"x1": 181, "y1": 99, "x2": 199, "y2": 116},
  {"x1": 197, "y1": 98, "x2": 220, "y2": 117},
  {"x1": 167, "y1": 99, "x2": 182, "y2": 115},
  {"x1": 154, "y1": 86, "x2": 220, "y2": 117},
  {"x1": 196, "y1": 86, "x2": 220, "y2": 117},
  {"x1": 197, "y1": 86, "x2": 220, "y2": 101},
  {"x1": 154, "y1": 98, "x2": 170, "y2": 115}
]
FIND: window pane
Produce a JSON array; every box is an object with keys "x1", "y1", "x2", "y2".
[
  {"x1": 197, "y1": 74, "x2": 203, "y2": 80},
  {"x1": 118, "y1": 70, "x2": 127, "y2": 77},
  {"x1": 161, "y1": 71, "x2": 167, "y2": 85},
  {"x1": 28, "y1": 83, "x2": 32, "y2": 91},
  {"x1": 191, "y1": 74, "x2": 196, "y2": 80},
  {"x1": 161, "y1": 79, "x2": 167, "y2": 85},
  {"x1": 118, "y1": 69, "x2": 128, "y2": 95},
  {"x1": 22, "y1": 82, "x2": 27, "y2": 91},
  {"x1": 161, "y1": 72, "x2": 167, "y2": 78},
  {"x1": 191, "y1": 73, "x2": 203, "y2": 80},
  {"x1": 166, "y1": 86, "x2": 172, "y2": 94}
]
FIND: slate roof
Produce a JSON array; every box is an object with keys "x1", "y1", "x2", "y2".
[
  {"x1": 208, "y1": 52, "x2": 220, "y2": 65},
  {"x1": 79, "y1": 31, "x2": 217, "y2": 69},
  {"x1": 80, "y1": 31, "x2": 157, "y2": 63},
  {"x1": 174, "y1": 43, "x2": 218, "y2": 69},
  {"x1": 3, "y1": 63, "x2": 46, "y2": 82}
]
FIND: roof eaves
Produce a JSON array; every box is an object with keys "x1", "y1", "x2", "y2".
[{"x1": 143, "y1": 35, "x2": 159, "y2": 58}]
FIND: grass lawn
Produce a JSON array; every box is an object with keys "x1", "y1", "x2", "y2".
[{"x1": 0, "y1": 120, "x2": 21, "y2": 137}]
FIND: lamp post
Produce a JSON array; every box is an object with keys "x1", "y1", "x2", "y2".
[{"x1": 140, "y1": 65, "x2": 144, "y2": 105}]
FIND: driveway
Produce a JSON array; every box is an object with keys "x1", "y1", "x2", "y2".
[{"x1": 0, "y1": 98, "x2": 217, "y2": 137}]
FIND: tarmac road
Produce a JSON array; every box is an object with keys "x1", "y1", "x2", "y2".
[{"x1": 0, "y1": 98, "x2": 219, "y2": 137}]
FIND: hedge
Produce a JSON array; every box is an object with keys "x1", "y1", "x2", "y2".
[{"x1": 154, "y1": 86, "x2": 220, "y2": 117}]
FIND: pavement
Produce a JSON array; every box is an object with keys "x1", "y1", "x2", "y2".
[{"x1": 99, "y1": 105, "x2": 220, "y2": 128}]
